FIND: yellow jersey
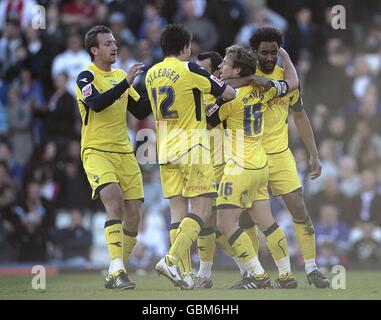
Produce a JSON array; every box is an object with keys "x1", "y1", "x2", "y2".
[
  {"x1": 75, "y1": 63, "x2": 141, "y2": 157},
  {"x1": 204, "y1": 93, "x2": 225, "y2": 166},
  {"x1": 209, "y1": 85, "x2": 277, "y2": 169},
  {"x1": 256, "y1": 65, "x2": 303, "y2": 154},
  {"x1": 145, "y1": 57, "x2": 227, "y2": 164}
]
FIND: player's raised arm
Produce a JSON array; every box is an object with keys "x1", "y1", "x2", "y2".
[
  {"x1": 279, "y1": 47, "x2": 299, "y2": 92},
  {"x1": 76, "y1": 63, "x2": 144, "y2": 113}
]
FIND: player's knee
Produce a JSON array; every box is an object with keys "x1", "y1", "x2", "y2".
[
  {"x1": 285, "y1": 190, "x2": 308, "y2": 220},
  {"x1": 125, "y1": 202, "x2": 142, "y2": 226},
  {"x1": 108, "y1": 200, "x2": 125, "y2": 219}
]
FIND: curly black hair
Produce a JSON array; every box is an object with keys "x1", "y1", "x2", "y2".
[{"x1": 249, "y1": 26, "x2": 284, "y2": 51}]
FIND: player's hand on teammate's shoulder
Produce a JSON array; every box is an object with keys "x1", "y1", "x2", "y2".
[
  {"x1": 309, "y1": 155, "x2": 322, "y2": 180},
  {"x1": 251, "y1": 75, "x2": 272, "y2": 92},
  {"x1": 126, "y1": 63, "x2": 145, "y2": 85}
]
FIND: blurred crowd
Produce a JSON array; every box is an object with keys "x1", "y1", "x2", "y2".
[{"x1": 0, "y1": 0, "x2": 381, "y2": 272}]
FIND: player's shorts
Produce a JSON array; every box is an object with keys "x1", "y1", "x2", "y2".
[
  {"x1": 160, "y1": 146, "x2": 217, "y2": 198},
  {"x1": 82, "y1": 148, "x2": 144, "y2": 200},
  {"x1": 216, "y1": 159, "x2": 269, "y2": 209},
  {"x1": 266, "y1": 148, "x2": 302, "y2": 197}
]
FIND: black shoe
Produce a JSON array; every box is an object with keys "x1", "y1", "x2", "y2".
[
  {"x1": 307, "y1": 269, "x2": 330, "y2": 288},
  {"x1": 230, "y1": 272, "x2": 271, "y2": 289},
  {"x1": 271, "y1": 273, "x2": 298, "y2": 289},
  {"x1": 105, "y1": 271, "x2": 136, "y2": 290},
  {"x1": 194, "y1": 276, "x2": 213, "y2": 289},
  {"x1": 229, "y1": 271, "x2": 250, "y2": 289}
]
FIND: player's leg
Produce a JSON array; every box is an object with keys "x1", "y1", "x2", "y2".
[
  {"x1": 82, "y1": 150, "x2": 133, "y2": 289},
  {"x1": 217, "y1": 207, "x2": 270, "y2": 289},
  {"x1": 239, "y1": 210, "x2": 260, "y2": 255},
  {"x1": 249, "y1": 200, "x2": 297, "y2": 289},
  {"x1": 100, "y1": 184, "x2": 135, "y2": 289},
  {"x1": 122, "y1": 199, "x2": 142, "y2": 268},
  {"x1": 168, "y1": 195, "x2": 193, "y2": 287},
  {"x1": 282, "y1": 188, "x2": 329, "y2": 288},
  {"x1": 155, "y1": 164, "x2": 190, "y2": 289},
  {"x1": 155, "y1": 159, "x2": 216, "y2": 289},
  {"x1": 269, "y1": 150, "x2": 329, "y2": 288},
  {"x1": 195, "y1": 210, "x2": 216, "y2": 288},
  {"x1": 216, "y1": 162, "x2": 270, "y2": 289}
]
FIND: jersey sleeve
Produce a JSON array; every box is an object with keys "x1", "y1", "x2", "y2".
[
  {"x1": 187, "y1": 62, "x2": 227, "y2": 96},
  {"x1": 76, "y1": 70, "x2": 130, "y2": 112},
  {"x1": 289, "y1": 88, "x2": 304, "y2": 112},
  {"x1": 206, "y1": 98, "x2": 231, "y2": 127}
]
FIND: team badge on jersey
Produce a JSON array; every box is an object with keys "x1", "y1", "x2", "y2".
[
  {"x1": 210, "y1": 74, "x2": 224, "y2": 87},
  {"x1": 82, "y1": 84, "x2": 92, "y2": 98}
]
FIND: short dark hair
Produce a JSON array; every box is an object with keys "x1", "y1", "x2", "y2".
[
  {"x1": 225, "y1": 45, "x2": 257, "y2": 77},
  {"x1": 197, "y1": 51, "x2": 223, "y2": 73},
  {"x1": 249, "y1": 26, "x2": 284, "y2": 51},
  {"x1": 84, "y1": 25, "x2": 112, "y2": 61},
  {"x1": 160, "y1": 24, "x2": 192, "y2": 57}
]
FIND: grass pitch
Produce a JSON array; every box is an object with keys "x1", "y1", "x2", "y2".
[{"x1": 0, "y1": 270, "x2": 380, "y2": 300}]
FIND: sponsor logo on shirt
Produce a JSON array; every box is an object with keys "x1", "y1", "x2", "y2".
[
  {"x1": 82, "y1": 84, "x2": 92, "y2": 98},
  {"x1": 210, "y1": 74, "x2": 224, "y2": 87}
]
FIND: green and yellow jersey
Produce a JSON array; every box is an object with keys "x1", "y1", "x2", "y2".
[
  {"x1": 256, "y1": 65, "x2": 303, "y2": 154},
  {"x1": 145, "y1": 57, "x2": 227, "y2": 164}
]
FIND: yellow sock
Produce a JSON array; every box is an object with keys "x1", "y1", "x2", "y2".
[
  {"x1": 169, "y1": 222, "x2": 192, "y2": 275},
  {"x1": 104, "y1": 220, "x2": 124, "y2": 260},
  {"x1": 228, "y1": 229, "x2": 256, "y2": 264},
  {"x1": 244, "y1": 226, "x2": 260, "y2": 256},
  {"x1": 167, "y1": 214, "x2": 202, "y2": 266},
  {"x1": 123, "y1": 229, "x2": 137, "y2": 266},
  {"x1": 216, "y1": 230, "x2": 235, "y2": 257},
  {"x1": 293, "y1": 216, "x2": 316, "y2": 260},
  {"x1": 197, "y1": 227, "x2": 216, "y2": 262},
  {"x1": 264, "y1": 223, "x2": 291, "y2": 275},
  {"x1": 239, "y1": 210, "x2": 259, "y2": 255}
]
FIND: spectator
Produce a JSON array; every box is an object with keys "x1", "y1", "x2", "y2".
[
  {"x1": 45, "y1": 72, "x2": 78, "y2": 146},
  {"x1": 347, "y1": 169, "x2": 381, "y2": 227},
  {"x1": 52, "y1": 208, "x2": 92, "y2": 264},
  {"x1": 0, "y1": 18, "x2": 22, "y2": 78},
  {"x1": 315, "y1": 204, "x2": 350, "y2": 270},
  {"x1": 13, "y1": 181, "x2": 53, "y2": 262},
  {"x1": 176, "y1": 0, "x2": 219, "y2": 51},
  {"x1": 286, "y1": 7, "x2": 319, "y2": 63},
  {"x1": 308, "y1": 175, "x2": 348, "y2": 222},
  {"x1": 6, "y1": 84, "x2": 33, "y2": 165},
  {"x1": 338, "y1": 156, "x2": 361, "y2": 198},
  {"x1": 51, "y1": 32, "x2": 91, "y2": 96},
  {"x1": 349, "y1": 221, "x2": 381, "y2": 267},
  {"x1": 0, "y1": 0, "x2": 37, "y2": 30},
  {"x1": 235, "y1": 3, "x2": 288, "y2": 46},
  {"x1": 108, "y1": 12, "x2": 136, "y2": 47},
  {"x1": 205, "y1": 0, "x2": 246, "y2": 54},
  {"x1": 61, "y1": 0, "x2": 97, "y2": 28}
]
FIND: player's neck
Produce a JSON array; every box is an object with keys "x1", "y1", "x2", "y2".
[
  {"x1": 93, "y1": 59, "x2": 112, "y2": 72},
  {"x1": 166, "y1": 54, "x2": 187, "y2": 62},
  {"x1": 258, "y1": 65, "x2": 274, "y2": 74}
]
